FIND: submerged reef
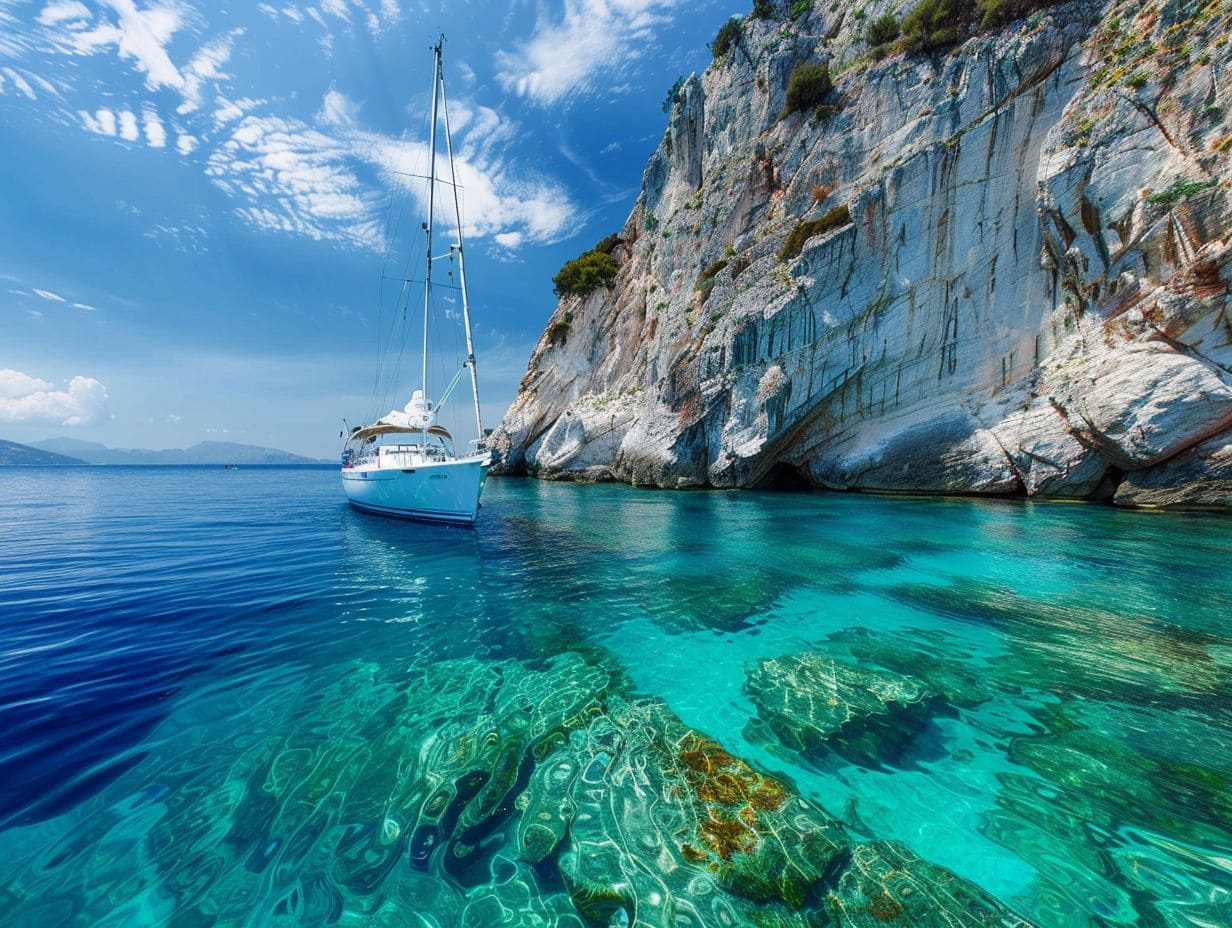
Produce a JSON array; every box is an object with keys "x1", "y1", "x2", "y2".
[
  {"x1": 0, "y1": 652, "x2": 1039, "y2": 927},
  {"x1": 745, "y1": 652, "x2": 949, "y2": 765},
  {"x1": 887, "y1": 577, "x2": 1232, "y2": 708}
]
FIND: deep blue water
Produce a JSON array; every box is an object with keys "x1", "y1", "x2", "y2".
[{"x1": 0, "y1": 466, "x2": 1229, "y2": 927}]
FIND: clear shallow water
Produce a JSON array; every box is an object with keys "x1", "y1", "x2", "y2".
[{"x1": 0, "y1": 466, "x2": 1229, "y2": 926}]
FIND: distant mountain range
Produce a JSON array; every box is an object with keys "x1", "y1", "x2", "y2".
[
  {"x1": 0, "y1": 439, "x2": 88, "y2": 466},
  {"x1": 13, "y1": 437, "x2": 328, "y2": 465}
]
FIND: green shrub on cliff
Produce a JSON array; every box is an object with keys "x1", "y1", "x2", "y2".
[
  {"x1": 593, "y1": 233, "x2": 623, "y2": 255},
  {"x1": 553, "y1": 246, "x2": 619, "y2": 298},
  {"x1": 784, "y1": 61, "x2": 832, "y2": 114},
  {"x1": 902, "y1": 0, "x2": 970, "y2": 50},
  {"x1": 697, "y1": 258, "x2": 729, "y2": 304},
  {"x1": 868, "y1": 12, "x2": 901, "y2": 49},
  {"x1": 1147, "y1": 179, "x2": 1214, "y2": 208},
  {"x1": 712, "y1": 18, "x2": 742, "y2": 59},
  {"x1": 901, "y1": 0, "x2": 1059, "y2": 51},
  {"x1": 778, "y1": 205, "x2": 851, "y2": 260},
  {"x1": 662, "y1": 76, "x2": 685, "y2": 113},
  {"x1": 546, "y1": 311, "x2": 574, "y2": 346},
  {"x1": 752, "y1": 0, "x2": 775, "y2": 18}
]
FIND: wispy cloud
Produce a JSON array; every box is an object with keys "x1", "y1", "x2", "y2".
[
  {"x1": 0, "y1": 368, "x2": 111, "y2": 426},
  {"x1": 0, "y1": 66, "x2": 39, "y2": 99},
  {"x1": 204, "y1": 90, "x2": 579, "y2": 250},
  {"x1": 495, "y1": 0, "x2": 676, "y2": 106},
  {"x1": 53, "y1": 0, "x2": 191, "y2": 93},
  {"x1": 32, "y1": 287, "x2": 67, "y2": 302},
  {"x1": 37, "y1": 1, "x2": 91, "y2": 27},
  {"x1": 37, "y1": 1, "x2": 239, "y2": 114},
  {"x1": 17, "y1": 1, "x2": 579, "y2": 254},
  {"x1": 178, "y1": 27, "x2": 242, "y2": 113},
  {"x1": 206, "y1": 111, "x2": 381, "y2": 247},
  {"x1": 256, "y1": 0, "x2": 399, "y2": 37},
  {"x1": 145, "y1": 223, "x2": 209, "y2": 253}
]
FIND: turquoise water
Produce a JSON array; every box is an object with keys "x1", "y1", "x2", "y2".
[{"x1": 1, "y1": 466, "x2": 1230, "y2": 926}]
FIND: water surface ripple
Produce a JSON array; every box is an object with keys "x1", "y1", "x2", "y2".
[{"x1": 0, "y1": 466, "x2": 1229, "y2": 926}]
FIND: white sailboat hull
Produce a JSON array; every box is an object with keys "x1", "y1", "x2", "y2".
[{"x1": 341, "y1": 455, "x2": 489, "y2": 525}]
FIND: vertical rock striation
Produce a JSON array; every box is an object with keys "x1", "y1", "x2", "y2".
[{"x1": 492, "y1": 0, "x2": 1232, "y2": 509}]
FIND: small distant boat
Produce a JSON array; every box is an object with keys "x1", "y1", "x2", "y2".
[
  {"x1": 341, "y1": 38, "x2": 489, "y2": 526},
  {"x1": 224, "y1": 464, "x2": 239, "y2": 470}
]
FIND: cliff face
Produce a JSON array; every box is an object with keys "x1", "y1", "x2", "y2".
[{"x1": 492, "y1": 0, "x2": 1232, "y2": 509}]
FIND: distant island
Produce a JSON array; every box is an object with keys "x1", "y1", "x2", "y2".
[
  {"x1": 0, "y1": 439, "x2": 89, "y2": 466},
  {"x1": 2, "y1": 437, "x2": 328, "y2": 465}
]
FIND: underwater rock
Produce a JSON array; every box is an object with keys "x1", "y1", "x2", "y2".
[
  {"x1": 0, "y1": 651, "x2": 1039, "y2": 928},
  {"x1": 985, "y1": 700, "x2": 1232, "y2": 927},
  {"x1": 826, "y1": 841, "x2": 1035, "y2": 928},
  {"x1": 887, "y1": 579, "x2": 1232, "y2": 708},
  {"x1": 823, "y1": 628, "x2": 994, "y2": 708},
  {"x1": 745, "y1": 653, "x2": 944, "y2": 764}
]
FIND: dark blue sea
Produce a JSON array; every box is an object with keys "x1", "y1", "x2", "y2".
[{"x1": 1, "y1": 465, "x2": 1229, "y2": 927}]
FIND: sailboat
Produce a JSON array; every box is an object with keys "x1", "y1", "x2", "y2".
[{"x1": 341, "y1": 38, "x2": 490, "y2": 525}]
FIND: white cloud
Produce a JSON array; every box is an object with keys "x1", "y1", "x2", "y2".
[
  {"x1": 176, "y1": 132, "x2": 197, "y2": 154},
  {"x1": 177, "y1": 28, "x2": 242, "y2": 115},
  {"x1": 41, "y1": 2, "x2": 238, "y2": 114},
  {"x1": 494, "y1": 231, "x2": 524, "y2": 249},
  {"x1": 37, "y1": 1, "x2": 91, "y2": 26},
  {"x1": 0, "y1": 370, "x2": 53, "y2": 398},
  {"x1": 96, "y1": 106, "x2": 116, "y2": 136},
  {"x1": 317, "y1": 87, "x2": 356, "y2": 127},
  {"x1": 143, "y1": 105, "x2": 166, "y2": 147},
  {"x1": 495, "y1": 0, "x2": 676, "y2": 106},
  {"x1": 0, "y1": 369, "x2": 110, "y2": 427},
  {"x1": 72, "y1": 302, "x2": 97, "y2": 311},
  {"x1": 212, "y1": 95, "x2": 263, "y2": 126},
  {"x1": 203, "y1": 92, "x2": 578, "y2": 250},
  {"x1": 319, "y1": 0, "x2": 350, "y2": 22},
  {"x1": 357, "y1": 114, "x2": 578, "y2": 245},
  {"x1": 33, "y1": 288, "x2": 67, "y2": 302},
  {"x1": 1, "y1": 67, "x2": 38, "y2": 100},
  {"x1": 205, "y1": 112, "x2": 381, "y2": 247},
  {"x1": 118, "y1": 108, "x2": 139, "y2": 140},
  {"x1": 60, "y1": 0, "x2": 188, "y2": 94}
]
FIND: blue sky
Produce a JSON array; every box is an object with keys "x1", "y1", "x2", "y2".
[{"x1": 0, "y1": 0, "x2": 727, "y2": 457}]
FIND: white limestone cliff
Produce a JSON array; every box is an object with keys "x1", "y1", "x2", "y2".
[{"x1": 492, "y1": 0, "x2": 1232, "y2": 510}]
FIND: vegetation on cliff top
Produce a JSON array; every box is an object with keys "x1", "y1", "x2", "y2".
[
  {"x1": 712, "y1": 17, "x2": 742, "y2": 59},
  {"x1": 553, "y1": 235, "x2": 621, "y2": 298}
]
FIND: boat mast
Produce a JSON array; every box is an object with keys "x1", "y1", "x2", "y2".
[
  {"x1": 421, "y1": 39, "x2": 442, "y2": 404},
  {"x1": 438, "y1": 48, "x2": 484, "y2": 443}
]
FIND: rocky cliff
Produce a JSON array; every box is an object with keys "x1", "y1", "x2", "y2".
[{"x1": 492, "y1": 0, "x2": 1232, "y2": 509}]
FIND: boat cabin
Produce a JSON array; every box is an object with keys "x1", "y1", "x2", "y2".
[{"x1": 342, "y1": 423, "x2": 457, "y2": 469}]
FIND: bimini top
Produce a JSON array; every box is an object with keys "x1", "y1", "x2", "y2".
[{"x1": 349, "y1": 422, "x2": 454, "y2": 444}]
